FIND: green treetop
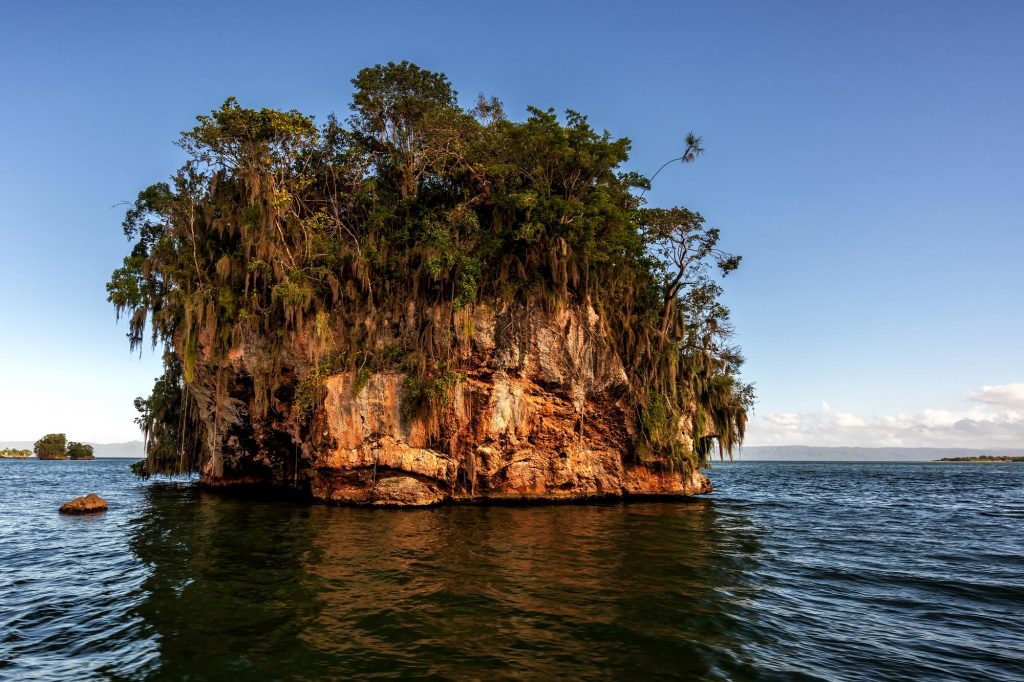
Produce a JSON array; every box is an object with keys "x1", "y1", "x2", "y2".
[
  {"x1": 67, "y1": 442, "x2": 96, "y2": 460},
  {"x1": 34, "y1": 433, "x2": 67, "y2": 460}
]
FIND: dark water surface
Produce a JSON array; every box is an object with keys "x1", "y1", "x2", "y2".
[{"x1": 1, "y1": 460, "x2": 1022, "y2": 680}]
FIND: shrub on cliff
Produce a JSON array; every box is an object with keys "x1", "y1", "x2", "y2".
[
  {"x1": 129, "y1": 459, "x2": 151, "y2": 478},
  {"x1": 109, "y1": 61, "x2": 752, "y2": 476},
  {"x1": 34, "y1": 433, "x2": 67, "y2": 460}
]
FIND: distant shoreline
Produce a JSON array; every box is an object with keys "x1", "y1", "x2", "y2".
[
  {"x1": 0, "y1": 454, "x2": 101, "y2": 460},
  {"x1": 934, "y1": 456, "x2": 1024, "y2": 463}
]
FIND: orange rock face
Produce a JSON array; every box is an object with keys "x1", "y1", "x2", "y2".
[
  {"x1": 192, "y1": 302, "x2": 711, "y2": 506},
  {"x1": 59, "y1": 493, "x2": 108, "y2": 514}
]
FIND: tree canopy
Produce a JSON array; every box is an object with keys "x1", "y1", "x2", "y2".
[
  {"x1": 34, "y1": 433, "x2": 67, "y2": 460},
  {"x1": 109, "y1": 61, "x2": 752, "y2": 476},
  {"x1": 67, "y1": 442, "x2": 96, "y2": 460}
]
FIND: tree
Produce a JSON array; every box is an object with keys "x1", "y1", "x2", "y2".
[
  {"x1": 642, "y1": 207, "x2": 741, "y2": 343},
  {"x1": 348, "y1": 60, "x2": 459, "y2": 199},
  {"x1": 34, "y1": 433, "x2": 67, "y2": 460},
  {"x1": 67, "y1": 442, "x2": 95, "y2": 460}
]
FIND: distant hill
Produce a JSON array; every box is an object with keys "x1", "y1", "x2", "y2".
[
  {"x1": 0, "y1": 441, "x2": 144, "y2": 458},
  {"x1": 735, "y1": 446, "x2": 1024, "y2": 462}
]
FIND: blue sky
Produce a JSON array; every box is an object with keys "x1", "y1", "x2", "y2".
[{"x1": 0, "y1": 1, "x2": 1021, "y2": 446}]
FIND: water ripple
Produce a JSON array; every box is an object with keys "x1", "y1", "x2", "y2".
[{"x1": 1, "y1": 460, "x2": 1022, "y2": 680}]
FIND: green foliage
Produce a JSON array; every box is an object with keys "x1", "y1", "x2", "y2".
[
  {"x1": 352, "y1": 366, "x2": 373, "y2": 396},
  {"x1": 401, "y1": 370, "x2": 466, "y2": 421},
  {"x1": 34, "y1": 433, "x2": 67, "y2": 460},
  {"x1": 0, "y1": 448, "x2": 32, "y2": 458},
  {"x1": 637, "y1": 391, "x2": 681, "y2": 460},
  {"x1": 130, "y1": 459, "x2": 151, "y2": 479},
  {"x1": 293, "y1": 357, "x2": 342, "y2": 426},
  {"x1": 109, "y1": 61, "x2": 752, "y2": 474},
  {"x1": 133, "y1": 354, "x2": 204, "y2": 475},
  {"x1": 66, "y1": 442, "x2": 95, "y2": 460}
]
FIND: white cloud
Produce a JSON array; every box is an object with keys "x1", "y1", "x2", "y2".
[
  {"x1": 968, "y1": 383, "x2": 1024, "y2": 410},
  {"x1": 747, "y1": 383, "x2": 1024, "y2": 449}
]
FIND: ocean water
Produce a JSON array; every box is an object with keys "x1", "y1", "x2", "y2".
[{"x1": 0, "y1": 459, "x2": 1021, "y2": 680}]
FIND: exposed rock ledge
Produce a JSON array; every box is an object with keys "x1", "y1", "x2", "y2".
[{"x1": 193, "y1": 301, "x2": 712, "y2": 506}]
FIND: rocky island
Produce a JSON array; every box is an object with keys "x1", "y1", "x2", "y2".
[
  {"x1": 109, "y1": 62, "x2": 751, "y2": 505},
  {"x1": 67, "y1": 442, "x2": 96, "y2": 460},
  {"x1": 30, "y1": 434, "x2": 96, "y2": 460}
]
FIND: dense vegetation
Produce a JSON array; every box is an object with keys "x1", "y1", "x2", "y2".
[
  {"x1": 0, "y1": 448, "x2": 32, "y2": 458},
  {"x1": 109, "y1": 62, "x2": 752, "y2": 477},
  {"x1": 29, "y1": 435, "x2": 95, "y2": 460},
  {"x1": 67, "y1": 442, "x2": 96, "y2": 460},
  {"x1": 34, "y1": 433, "x2": 67, "y2": 460}
]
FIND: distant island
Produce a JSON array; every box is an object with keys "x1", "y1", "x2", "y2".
[
  {"x1": 34, "y1": 434, "x2": 67, "y2": 460},
  {"x1": 32, "y1": 434, "x2": 96, "y2": 460},
  {"x1": 67, "y1": 442, "x2": 96, "y2": 460},
  {"x1": 0, "y1": 448, "x2": 32, "y2": 459},
  {"x1": 0, "y1": 440, "x2": 146, "y2": 458},
  {"x1": 936, "y1": 455, "x2": 1024, "y2": 463}
]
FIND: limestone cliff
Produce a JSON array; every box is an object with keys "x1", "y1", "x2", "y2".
[{"x1": 189, "y1": 301, "x2": 711, "y2": 505}]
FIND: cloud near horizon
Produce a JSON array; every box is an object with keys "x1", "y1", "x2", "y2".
[{"x1": 746, "y1": 383, "x2": 1024, "y2": 449}]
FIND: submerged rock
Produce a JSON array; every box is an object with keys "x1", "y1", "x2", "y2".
[{"x1": 59, "y1": 493, "x2": 108, "y2": 514}]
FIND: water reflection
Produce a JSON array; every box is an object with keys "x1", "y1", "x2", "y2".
[
  {"x1": 128, "y1": 486, "x2": 767, "y2": 679},
  {"x1": 6, "y1": 461, "x2": 1021, "y2": 679}
]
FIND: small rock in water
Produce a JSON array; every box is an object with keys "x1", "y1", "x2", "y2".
[{"x1": 59, "y1": 494, "x2": 108, "y2": 515}]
